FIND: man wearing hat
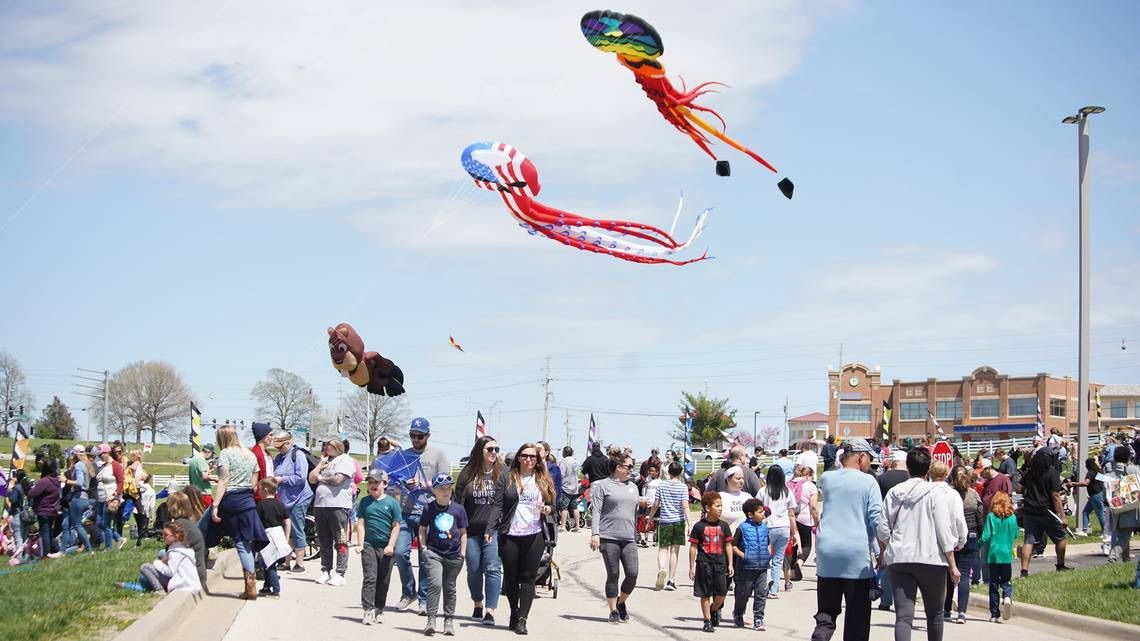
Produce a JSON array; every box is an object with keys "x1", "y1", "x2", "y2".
[
  {"x1": 188, "y1": 442, "x2": 217, "y2": 494},
  {"x1": 812, "y1": 438, "x2": 886, "y2": 641},
  {"x1": 251, "y1": 422, "x2": 275, "y2": 500},
  {"x1": 394, "y1": 417, "x2": 451, "y2": 614},
  {"x1": 272, "y1": 429, "x2": 314, "y2": 572}
]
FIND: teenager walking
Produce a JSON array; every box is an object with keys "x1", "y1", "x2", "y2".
[{"x1": 497, "y1": 442, "x2": 556, "y2": 635}]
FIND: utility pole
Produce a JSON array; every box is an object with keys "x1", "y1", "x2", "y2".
[
  {"x1": 541, "y1": 357, "x2": 552, "y2": 442},
  {"x1": 76, "y1": 367, "x2": 110, "y2": 442},
  {"x1": 784, "y1": 394, "x2": 790, "y2": 449},
  {"x1": 564, "y1": 412, "x2": 571, "y2": 448}
]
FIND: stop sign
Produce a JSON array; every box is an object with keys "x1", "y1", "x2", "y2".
[{"x1": 931, "y1": 441, "x2": 953, "y2": 468}]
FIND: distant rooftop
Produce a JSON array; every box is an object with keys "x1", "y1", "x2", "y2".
[
  {"x1": 789, "y1": 412, "x2": 829, "y2": 423},
  {"x1": 1100, "y1": 384, "x2": 1140, "y2": 397}
]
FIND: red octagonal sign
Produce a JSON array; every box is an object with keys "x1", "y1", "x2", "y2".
[{"x1": 931, "y1": 440, "x2": 953, "y2": 468}]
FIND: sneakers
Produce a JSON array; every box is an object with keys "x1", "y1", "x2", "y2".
[
  {"x1": 1075, "y1": 529, "x2": 1088, "y2": 536},
  {"x1": 1031, "y1": 551, "x2": 1044, "y2": 559},
  {"x1": 608, "y1": 610, "x2": 620, "y2": 625},
  {"x1": 424, "y1": 617, "x2": 436, "y2": 636},
  {"x1": 710, "y1": 608, "x2": 721, "y2": 627},
  {"x1": 473, "y1": 606, "x2": 484, "y2": 620},
  {"x1": 655, "y1": 570, "x2": 666, "y2": 591},
  {"x1": 514, "y1": 616, "x2": 528, "y2": 635},
  {"x1": 989, "y1": 617, "x2": 1002, "y2": 624},
  {"x1": 1019, "y1": 569, "x2": 1029, "y2": 579},
  {"x1": 754, "y1": 620, "x2": 766, "y2": 631},
  {"x1": 418, "y1": 602, "x2": 428, "y2": 616},
  {"x1": 258, "y1": 585, "x2": 275, "y2": 596},
  {"x1": 327, "y1": 574, "x2": 346, "y2": 587},
  {"x1": 733, "y1": 614, "x2": 745, "y2": 627},
  {"x1": 399, "y1": 595, "x2": 417, "y2": 611},
  {"x1": 1001, "y1": 596, "x2": 1012, "y2": 620},
  {"x1": 665, "y1": 580, "x2": 677, "y2": 591},
  {"x1": 702, "y1": 620, "x2": 714, "y2": 633},
  {"x1": 955, "y1": 614, "x2": 966, "y2": 624},
  {"x1": 443, "y1": 618, "x2": 455, "y2": 636},
  {"x1": 617, "y1": 601, "x2": 629, "y2": 623},
  {"x1": 784, "y1": 580, "x2": 793, "y2": 591},
  {"x1": 315, "y1": 571, "x2": 330, "y2": 585},
  {"x1": 375, "y1": 610, "x2": 384, "y2": 624},
  {"x1": 362, "y1": 609, "x2": 375, "y2": 625},
  {"x1": 1055, "y1": 564, "x2": 1074, "y2": 572},
  {"x1": 483, "y1": 612, "x2": 495, "y2": 626},
  {"x1": 289, "y1": 563, "x2": 306, "y2": 573}
]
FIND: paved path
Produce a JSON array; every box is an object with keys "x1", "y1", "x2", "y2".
[{"x1": 219, "y1": 530, "x2": 1108, "y2": 641}]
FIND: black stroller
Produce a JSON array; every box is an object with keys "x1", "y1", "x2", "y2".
[{"x1": 535, "y1": 514, "x2": 560, "y2": 598}]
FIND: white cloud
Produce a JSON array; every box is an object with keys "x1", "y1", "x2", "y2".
[
  {"x1": 1095, "y1": 150, "x2": 1140, "y2": 186},
  {"x1": 0, "y1": 1, "x2": 832, "y2": 213}
]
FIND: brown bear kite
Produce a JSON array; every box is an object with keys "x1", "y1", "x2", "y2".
[{"x1": 327, "y1": 322, "x2": 405, "y2": 397}]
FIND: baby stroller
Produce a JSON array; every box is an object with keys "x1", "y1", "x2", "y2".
[
  {"x1": 575, "y1": 479, "x2": 592, "y2": 530},
  {"x1": 535, "y1": 514, "x2": 560, "y2": 598}
]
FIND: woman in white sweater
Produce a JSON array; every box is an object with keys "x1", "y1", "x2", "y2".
[{"x1": 882, "y1": 449, "x2": 961, "y2": 641}]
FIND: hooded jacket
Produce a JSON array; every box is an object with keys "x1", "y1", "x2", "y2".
[
  {"x1": 164, "y1": 545, "x2": 204, "y2": 593},
  {"x1": 882, "y1": 477, "x2": 957, "y2": 567},
  {"x1": 930, "y1": 481, "x2": 968, "y2": 552}
]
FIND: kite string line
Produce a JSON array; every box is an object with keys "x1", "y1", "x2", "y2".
[{"x1": 0, "y1": 101, "x2": 127, "y2": 236}]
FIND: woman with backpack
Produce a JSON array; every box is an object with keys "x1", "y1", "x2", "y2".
[
  {"x1": 63, "y1": 447, "x2": 95, "y2": 553},
  {"x1": 758, "y1": 465, "x2": 798, "y2": 596},
  {"x1": 788, "y1": 465, "x2": 819, "y2": 564},
  {"x1": 272, "y1": 429, "x2": 315, "y2": 573}
]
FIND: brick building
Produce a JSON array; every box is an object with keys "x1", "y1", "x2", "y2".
[{"x1": 826, "y1": 363, "x2": 1125, "y2": 442}]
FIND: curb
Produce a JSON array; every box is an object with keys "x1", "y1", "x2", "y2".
[
  {"x1": 112, "y1": 548, "x2": 237, "y2": 641},
  {"x1": 966, "y1": 591, "x2": 1140, "y2": 638}
]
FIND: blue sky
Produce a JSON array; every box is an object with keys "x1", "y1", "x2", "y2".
[{"x1": 2, "y1": 1, "x2": 1138, "y2": 461}]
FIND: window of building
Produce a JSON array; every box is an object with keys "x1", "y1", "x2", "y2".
[
  {"x1": 900, "y1": 402, "x2": 927, "y2": 420},
  {"x1": 1008, "y1": 397, "x2": 1037, "y2": 416},
  {"x1": 905, "y1": 388, "x2": 913, "y2": 397},
  {"x1": 1110, "y1": 400, "x2": 1128, "y2": 418},
  {"x1": 976, "y1": 384, "x2": 985, "y2": 394},
  {"x1": 971, "y1": 399, "x2": 999, "y2": 418},
  {"x1": 838, "y1": 403, "x2": 871, "y2": 422},
  {"x1": 935, "y1": 400, "x2": 963, "y2": 420},
  {"x1": 1134, "y1": 400, "x2": 1140, "y2": 418},
  {"x1": 1049, "y1": 398, "x2": 1065, "y2": 418}
]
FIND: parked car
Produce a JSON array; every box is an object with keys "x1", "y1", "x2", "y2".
[{"x1": 689, "y1": 447, "x2": 723, "y2": 461}]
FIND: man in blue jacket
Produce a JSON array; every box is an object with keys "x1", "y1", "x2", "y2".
[{"x1": 272, "y1": 429, "x2": 315, "y2": 572}]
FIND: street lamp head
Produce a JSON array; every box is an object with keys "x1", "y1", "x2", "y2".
[
  {"x1": 1061, "y1": 116, "x2": 1079, "y2": 125},
  {"x1": 1079, "y1": 106, "x2": 1105, "y2": 115}
]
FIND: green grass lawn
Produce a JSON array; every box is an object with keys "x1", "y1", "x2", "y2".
[
  {"x1": 0, "y1": 542, "x2": 163, "y2": 641},
  {"x1": 972, "y1": 562, "x2": 1140, "y2": 625}
]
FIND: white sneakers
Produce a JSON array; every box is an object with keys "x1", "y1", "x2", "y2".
[
  {"x1": 328, "y1": 574, "x2": 346, "y2": 587},
  {"x1": 1001, "y1": 596, "x2": 1012, "y2": 620},
  {"x1": 315, "y1": 571, "x2": 330, "y2": 585},
  {"x1": 316, "y1": 571, "x2": 345, "y2": 586},
  {"x1": 398, "y1": 595, "x2": 417, "y2": 611},
  {"x1": 362, "y1": 609, "x2": 375, "y2": 625}
]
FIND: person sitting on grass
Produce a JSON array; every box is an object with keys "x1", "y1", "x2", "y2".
[
  {"x1": 118, "y1": 521, "x2": 203, "y2": 594},
  {"x1": 978, "y1": 491, "x2": 1017, "y2": 622},
  {"x1": 689, "y1": 491, "x2": 734, "y2": 633}
]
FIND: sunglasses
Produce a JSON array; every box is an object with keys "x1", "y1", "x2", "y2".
[
  {"x1": 409, "y1": 433, "x2": 428, "y2": 440},
  {"x1": 517, "y1": 453, "x2": 537, "y2": 460},
  {"x1": 485, "y1": 446, "x2": 500, "y2": 453}
]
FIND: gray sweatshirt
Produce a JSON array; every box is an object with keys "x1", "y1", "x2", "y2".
[{"x1": 590, "y1": 477, "x2": 640, "y2": 542}]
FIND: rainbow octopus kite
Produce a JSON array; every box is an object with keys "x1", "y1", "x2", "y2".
[
  {"x1": 581, "y1": 9, "x2": 794, "y2": 198},
  {"x1": 461, "y1": 141, "x2": 710, "y2": 266}
]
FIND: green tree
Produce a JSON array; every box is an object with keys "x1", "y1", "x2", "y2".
[
  {"x1": 32, "y1": 396, "x2": 78, "y2": 440},
  {"x1": 672, "y1": 391, "x2": 737, "y2": 448}
]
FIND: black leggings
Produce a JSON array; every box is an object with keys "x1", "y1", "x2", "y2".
[
  {"x1": 797, "y1": 522, "x2": 814, "y2": 561},
  {"x1": 600, "y1": 538, "x2": 639, "y2": 598},
  {"x1": 133, "y1": 511, "x2": 150, "y2": 546},
  {"x1": 499, "y1": 532, "x2": 544, "y2": 619}
]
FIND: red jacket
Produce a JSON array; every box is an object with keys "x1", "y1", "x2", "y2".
[{"x1": 252, "y1": 444, "x2": 270, "y2": 500}]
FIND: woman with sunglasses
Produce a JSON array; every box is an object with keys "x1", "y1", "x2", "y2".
[
  {"x1": 456, "y1": 435, "x2": 506, "y2": 626},
  {"x1": 496, "y1": 442, "x2": 556, "y2": 635},
  {"x1": 590, "y1": 450, "x2": 646, "y2": 624}
]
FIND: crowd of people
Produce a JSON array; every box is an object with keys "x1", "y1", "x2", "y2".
[{"x1": 4, "y1": 421, "x2": 1139, "y2": 640}]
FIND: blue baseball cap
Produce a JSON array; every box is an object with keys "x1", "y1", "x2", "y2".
[
  {"x1": 409, "y1": 417, "x2": 431, "y2": 434},
  {"x1": 432, "y1": 472, "x2": 453, "y2": 488}
]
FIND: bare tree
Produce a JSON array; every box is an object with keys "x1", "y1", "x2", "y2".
[
  {"x1": 342, "y1": 388, "x2": 407, "y2": 456},
  {"x1": 251, "y1": 369, "x2": 319, "y2": 431},
  {"x1": 0, "y1": 351, "x2": 34, "y2": 438},
  {"x1": 108, "y1": 361, "x2": 194, "y2": 443}
]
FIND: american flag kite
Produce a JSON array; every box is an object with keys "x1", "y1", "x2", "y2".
[
  {"x1": 449, "y1": 336, "x2": 464, "y2": 352},
  {"x1": 475, "y1": 411, "x2": 486, "y2": 439}
]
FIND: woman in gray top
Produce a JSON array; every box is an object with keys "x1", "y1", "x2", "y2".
[{"x1": 590, "y1": 451, "x2": 647, "y2": 624}]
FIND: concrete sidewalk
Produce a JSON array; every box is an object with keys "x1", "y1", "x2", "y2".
[{"x1": 215, "y1": 530, "x2": 1110, "y2": 640}]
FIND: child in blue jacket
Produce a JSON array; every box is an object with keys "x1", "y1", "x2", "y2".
[{"x1": 732, "y1": 498, "x2": 771, "y2": 630}]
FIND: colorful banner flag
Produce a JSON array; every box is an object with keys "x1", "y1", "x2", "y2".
[
  {"x1": 683, "y1": 416, "x2": 695, "y2": 480},
  {"x1": 881, "y1": 401, "x2": 892, "y2": 440},
  {"x1": 587, "y1": 413, "x2": 599, "y2": 453},
  {"x1": 0, "y1": 468, "x2": 7, "y2": 499},
  {"x1": 190, "y1": 402, "x2": 202, "y2": 455},
  {"x1": 1094, "y1": 388, "x2": 1102, "y2": 435},
  {"x1": 10, "y1": 420, "x2": 29, "y2": 471},
  {"x1": 927, "y1": 409, "x2": 946, "y2": 439},
  {"x1": 475, "y1": 411, "x2": 486, "y2": 439}
]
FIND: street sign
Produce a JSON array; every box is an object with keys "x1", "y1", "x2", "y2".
[{"x1": 931, "y1": 440, "x2": 953, "y2": 468}]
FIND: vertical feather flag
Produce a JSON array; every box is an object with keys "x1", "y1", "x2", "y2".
[
  {"x1": 587, "y1": 413, "x2": 599, "y2": 453},
  {"x1": 684, "y1": 415, "x2": 695, "y2": 481},
  {"x1": 190, "y1": 402, "x2": 202, "y2": 456},
  {"x1": 475, "y1": 411, "x2": 486, "y2": 439},
  {"x1": 1035, "y1": 398, "x2": 1044, "y2": 439},
  {"x1": 10, "y1": 420, "x2": 29, "y2": 471},
  {"x1": 1094, "y1": 388, "x2": 1102, "y2": 436},
  {"x1": 881, "y1": 401, "x2": 892, "y2": 441}
]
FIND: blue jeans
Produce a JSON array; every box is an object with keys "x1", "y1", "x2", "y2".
[
  {"x1": 987, "y1": 562, "x2": 1012, "y2": 617},
  {"x1": 96, "y1": 501, "x2": 119, "y2": 550},
  {"x1": 1082, "y1": 492, "x2": 1106, "y2": 531},
  {"x1": 37, "y1": 515, "x2": 59, "y2": 557},
  {"x1": 234, "y1": 539, "x2": 256, "y2": 573},
  {"x1": 465, "y1": 532, "x2": 502, "y2": 610},
  {"x1": 394, "y1": 520, "x2": 427, "y2": 604},
  {"x1": 878, "y1": 565, "x2": 893, "y2": 608},
  {"x1": 287, "y1": 497, "x2": 311, "y2": 551},
  {"x1": 69, "y1": 497, "x2": 94, "y2": 552},
  {"x1": 11, "y1": 518, "x2": 25, "y2": 560},
  {"x1": 767, "y1": 526, "x2": 790, "y2": 594}
]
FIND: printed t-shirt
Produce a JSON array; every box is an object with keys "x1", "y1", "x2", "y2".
[
  {"x1": 719, "y1": 490, "x2": 753, "y2": 532},
  {"x1": 509, "y1": 475, "x2": 544, "y2": 536},
  {"x1": 423, "y1": 500, "x2": 468, "y2": 559},
  {"x1": 689, "y1": 518, "x2": 731, "y2": 567}
]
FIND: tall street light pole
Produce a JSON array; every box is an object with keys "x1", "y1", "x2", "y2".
[
  {"x1": 1062, "y1": 105, "x2": 1104, "y2": 524},
  {"x1": 753, "y1": 411, "x2": 759, "y2": 450}
]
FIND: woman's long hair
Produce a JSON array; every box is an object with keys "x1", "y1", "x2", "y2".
[
  {"x1": 950, "y1": 464, "x2": 971, "y2": 497},
  {"x1": 538, "y1": 440, "x2": 557, "y2": 465},
  {"x1": 765, "y1": 464, "x2": 787, "y2": 501},
  {"x1": 216, "y1": 424, "x2": 244, "y2": 451},
  {"x1": 458, "y1": 435, "x2": 502, "y2": 494},
  {"x1": 183, "y1": 486, "x2": 207, "y2": 520},
  {"x1": 508, "y1": 442, "x2": 555, "y2": 503}
]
